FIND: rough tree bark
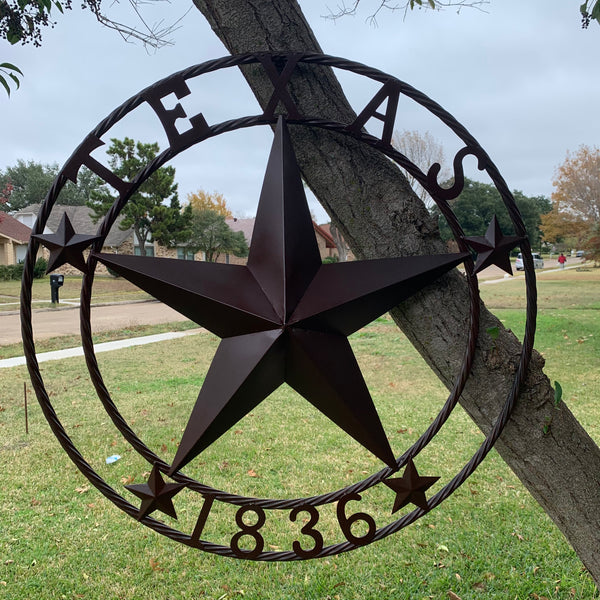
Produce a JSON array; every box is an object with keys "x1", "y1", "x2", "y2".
[{"x1": 192, "y1": 0, "x2": 600, "y2": 584}]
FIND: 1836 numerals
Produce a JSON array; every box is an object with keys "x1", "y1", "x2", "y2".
[{"x1": 190, "y1": 492, "x2": 376, "y2": 558}]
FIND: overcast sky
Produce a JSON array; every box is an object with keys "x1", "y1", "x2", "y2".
[{"x1": 1, "y1": 1, "x2": 598, "y2": 222}]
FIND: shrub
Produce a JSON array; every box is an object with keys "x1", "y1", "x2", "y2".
[
  {"x1": 322, "y1": 255, "x2": 339, "y2": 264},
  {"x1": 0, "y1": 263, "x2": 23, "y2": 281},
  {"x1": 33, "y1": 258, "x2": 48, "y2": 279}
]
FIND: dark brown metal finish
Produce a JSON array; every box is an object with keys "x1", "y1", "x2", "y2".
[
  {"x1": 463, "y1": 216, "x2": 523, "y2": 275},
  {"x1": 96, "y1": 117, "x2": 466, "y2": 474},
  {"x1": 125, "y1": 464, "x2": 186, "y2": 520},
  {"x1": 384, "y1": 459, "x2": 440, "y2": 513},
  {"x1": 19, "y1": 52, "x2": 538, "y2": 561},
  {"x1": 32, "y1": 212, "x2": 100, "y2": 274}
]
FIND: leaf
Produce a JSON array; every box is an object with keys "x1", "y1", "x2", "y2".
[
  {"x1": 0, "y1": 76, "x2": 11, "y2": 97},
  {"x1": 0, "y1": 62, "x2": 23, "y2": 75},
  {"x1": 149, "y1": 557, "x2": 162, "y2": 571},
  {"x1": 448, "y1": 592, "x2": 462, "y2": 600},
  {"x1": 554, "y1": 381, "x2": 563, "y2": 407},
  {"x1": 247, "y1": 469, "x2": 258, "y2": 477},
  {"x1": 7, "y1": 29, "x2": 22, "y2": 44},
  {"x1": 75, "y1": 485, "x2": 90, "y2": 494},
  {"x1": 486, "y1": 326, "x2": 499, "y2": 340}
]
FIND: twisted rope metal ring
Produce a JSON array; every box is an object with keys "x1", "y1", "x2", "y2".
[{"x1": 20, "y1": 52, "x2": 537, "y2": 560}]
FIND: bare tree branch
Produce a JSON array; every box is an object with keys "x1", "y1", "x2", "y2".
[
  {"x1": 323, "y1": 0, "x2": 490, "y2": 25},
  {"x1": 87, "y1": 0, "x2": 191, "y2": 50}
]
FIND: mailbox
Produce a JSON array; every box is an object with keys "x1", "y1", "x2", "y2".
[{"x1": 50, "y1": 274, "x2": 64, "y2": 304}]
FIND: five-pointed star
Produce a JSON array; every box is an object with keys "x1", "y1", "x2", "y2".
[
  {"x1": 125, "y1": 464, "x2": 186, "y2": 520},
  {"x1": 33, "y1": 212, "x2": 101, "y2": 273},
  {"x1": 383, "y1": 458, "x2": 440, "y2": 513},
  {"x1": 463, "y1": 216, "x2": 523, "y2": 275},
  {"x1": 93, "y1": 117, "x2": 468, "y2": 475}
]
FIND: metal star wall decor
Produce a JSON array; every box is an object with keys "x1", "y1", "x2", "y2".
[
  {"x1": 32, "y1": 212, "x2": 101, "y2": 273},
  {"x1": 463, "y1": 216, "x2": 524, "y2": 275},
  {"x1": 125, "y1": 464, "x2": 186, "y2": 520},
  {"x1": 94, "y1": 117, "x2": 467, "y2": 474},
  {"x1": 21, "y1": 52, "x2": 537, "y2": 562},
  {"x1": 384, "y1": 459, "x2": 440, "y2": 513}
]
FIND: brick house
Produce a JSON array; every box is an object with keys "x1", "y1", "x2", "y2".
[
  {"x1": 0, "y1": 212, "x2": 32, "y2": 265},
  {"x1": 223, "y1": 217, "x2": 340, "y2": 265},
  {"x1": 15, "y1": 204, "x2": 134, "y2": 275}
]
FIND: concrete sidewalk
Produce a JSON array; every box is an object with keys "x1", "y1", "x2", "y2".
[{"x1": 0, "y1": 328, "x2": 202, "y2": 369}]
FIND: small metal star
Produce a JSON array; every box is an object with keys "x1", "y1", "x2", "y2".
[
  {"x1": 384, "y1": 458, "x2": 440, "y2": 513},
  {"x1": 33, "y1": 212, "x2": 100, "y2": 273},
  {"x1": 463, "y1": 216, "x2": 523, "y2": 275},
  {"x1": 125, "y1": 464, "x2": 185, "y2": 520}
]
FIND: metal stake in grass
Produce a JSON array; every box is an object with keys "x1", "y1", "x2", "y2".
[{"x1": 24, "y1": 381, "x2": 29, "y2": 435}]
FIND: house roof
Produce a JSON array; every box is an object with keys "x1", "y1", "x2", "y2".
[
  {"x1": 226, "y1": 217, "x2": 335, "y2": 249},
  {"x1": 226, "y1": 218, "x2": 255, "y2": 244},
  {"x1": 16, "y1": 204, "x2": 132, "y2": 248},
  {"x1": 0, "y1": 212, "x2": 32, "y2": 244},
  {"x1": 313, "y1": 222, "x2": 335, "y2": 248}
]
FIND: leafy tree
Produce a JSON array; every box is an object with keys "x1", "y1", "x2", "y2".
[
  {"x1": 193, "y1": 1, "x2": 600, "y2": 584},
  {"x1": 0, "y1": 159, "x2": 101, "y2": 211},
  {"x1": 186, "y1": 189, "x2": 233, "y2": 218},
  {"x1": 552, "y1": 145, "x2": 600, "y2": 224},
  {"x1": 540, "y1": 206, "x2": 588, "y2": 250},
  {"x1": 542, "y1": 144, "x2": 600, "y2": 259},
  {"x1": 87, "y1": 137, "x2": 190, "y2": 256},
  {"x1": 432, "y1": 178, "x2": 551, "y2": 250},
  {"x1": 392, "y1": 129, "x2": 449, "y2": 208},
  {"x1": 187, "y1": 209, "x2": 248, "y2": 262}
]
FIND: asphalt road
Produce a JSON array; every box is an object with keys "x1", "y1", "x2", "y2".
[{"x1": 0, "y1": 301, "x2": 188, "y2": 346}]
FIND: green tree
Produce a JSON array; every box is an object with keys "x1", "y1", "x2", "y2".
[
  {"x1": 433, "y1": 178, "x2": 551, "y2": 251},
  {"x1": 187, "y1": 209, "x2": 248, "y2": 262},
  {"x1": 87, "y1": 137, "x2": 190, "y2": 256},
  {"x1": 0, "y1": 159, "x2": 100, "y2": 211}
]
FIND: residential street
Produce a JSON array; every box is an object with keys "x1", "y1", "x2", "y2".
[
  {"x1": 0, "y1": 259, "x2": 584, "y2": 347},
  {"x1": 0, "y1": 300, "x2": 187, "y2": 346}
]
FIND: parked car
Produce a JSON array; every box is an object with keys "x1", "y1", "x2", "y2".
[
  {"x1": 515, "y1": 252, "x2": 544, "y2": 270},
  {"x1": 576, "y1": 250, "x2": 585, "y2": 258}
]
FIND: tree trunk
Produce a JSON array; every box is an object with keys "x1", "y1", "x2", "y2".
[
  {"x1": 330, "y1": 222, "x2": 349, "y2": 262},
  {"x1": 192, "y1": 0, "x2": 600, "y2": 585}
]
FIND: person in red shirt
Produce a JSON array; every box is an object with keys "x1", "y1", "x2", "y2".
[{"x1": 558, "y1": 253, "x2": 567, "y2": 269}]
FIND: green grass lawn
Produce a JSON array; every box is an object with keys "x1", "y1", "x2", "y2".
[
  {"x1": 0, "y1": 275, "x2": 151, "y2": 312},
  {"x1": 0, "y1": 268, "x2": 598, "y2": 599}
]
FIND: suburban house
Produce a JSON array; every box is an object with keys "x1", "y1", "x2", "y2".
[
  {"x1": 10, "y1": 205, "x2": 346, "y2": 272},
  {"x1": 15, "y1": 204, "x2": 151, "y2": 274},
  {"x1": 0, "y1": 212, "x2": 32, "y2": 266},
  {"x1": 224, "y1": 217, "x2": 340, "y2": 265}
]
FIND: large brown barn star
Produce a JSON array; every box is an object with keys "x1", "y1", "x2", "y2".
[{"x1": 94, "y1": 117, "x2": 467, "y2": 475}]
